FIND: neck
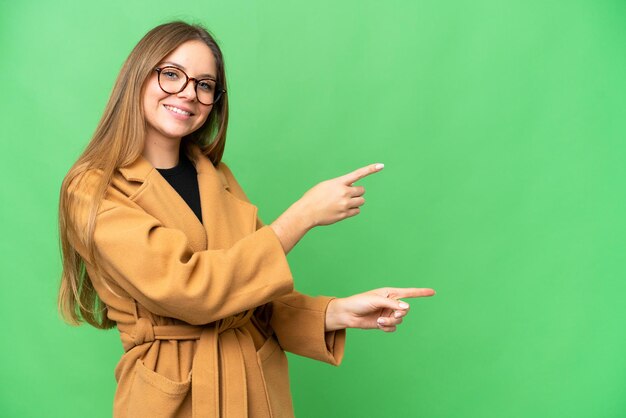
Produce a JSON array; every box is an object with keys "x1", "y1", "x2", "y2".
[{"x1": 142, "y1": 132, "x2": 181, "y2": 169}]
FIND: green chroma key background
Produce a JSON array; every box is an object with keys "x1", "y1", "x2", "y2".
[{"x1": 1, "y1": 1, "x2": 625, "y2": 417}]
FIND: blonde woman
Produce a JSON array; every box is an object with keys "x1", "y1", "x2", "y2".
[{"x1": 58, "y1": 21, "x2": 435, "y2": 418}]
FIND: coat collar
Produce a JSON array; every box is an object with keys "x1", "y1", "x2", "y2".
[
  {"x1": 118, "y1": 143, "x2": 229, "y2": 189},
  {"x1": 117, "y1": 143, "x2": 257, "y2": 252}
]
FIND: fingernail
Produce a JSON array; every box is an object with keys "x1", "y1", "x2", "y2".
[
  {"x1": 398, "y1": 301, "x2": 409, "y2": 309},
  {"x1": 394, "y1": 311, "x2": 402, "y2": 318},
  {"x1": 377, "y1": 318, "x2": 386, "y2": 325},
  {"x1": 375, "y1": 163, "x2": 384, "y2": 170}
]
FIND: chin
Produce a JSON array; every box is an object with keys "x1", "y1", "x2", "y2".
[{"x1": 160, "y1": 126, "x2": 199, "y2": 139}]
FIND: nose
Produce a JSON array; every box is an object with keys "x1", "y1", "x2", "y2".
[{"x1": 177, "y1": 79, "x2": 197, "y2": 101}]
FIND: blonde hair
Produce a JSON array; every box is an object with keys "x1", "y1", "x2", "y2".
[{"x1": 57, "y1": 21, "x2": 229, "y2": 329}]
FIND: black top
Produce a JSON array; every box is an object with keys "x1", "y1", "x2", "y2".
[{"x1": 156, "y1": 148, "x2": 203, "y2": 224}]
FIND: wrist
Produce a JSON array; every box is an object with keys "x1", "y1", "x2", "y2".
[
  {"x1": 290, "y1": 199, "x2": 316, "y2": 231},
  {"x1": 325, "y1": 298, "x2": 350, "y2": 332},
  {"x1": 270, "y1": 201, "x2": 314, "y2": 254}
]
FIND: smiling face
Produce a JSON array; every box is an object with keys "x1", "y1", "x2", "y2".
[{"x1": 142, "y1": 40, "x2": 217, "y2": 146}]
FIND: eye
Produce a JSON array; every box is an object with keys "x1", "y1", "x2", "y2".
[
  {"x1": 162, "y1": 68, "x2": 182, "y2": 80},
  {"x1": 198, "y1": 80, "x2": 215, "y2": 92}
]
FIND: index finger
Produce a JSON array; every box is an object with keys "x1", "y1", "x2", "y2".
[
  {"x1": 339, "y1": 163, "x2": 384, "y2": 185},
  {"x1": 387, "y1": 288, "x2": 436, "y2": 300}
]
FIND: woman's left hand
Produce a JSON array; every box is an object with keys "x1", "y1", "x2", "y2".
[{"x1": 325, "y1": 287, "x2": 436, "y2": 332}]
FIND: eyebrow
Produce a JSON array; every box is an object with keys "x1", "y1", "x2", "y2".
[{"x1": 159, "y1": 61, "x2": 216, "y2": 80}]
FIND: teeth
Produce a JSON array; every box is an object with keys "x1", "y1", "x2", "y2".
[{"x1": 164, "y1": 105, "x2": 191, "y2": 116}]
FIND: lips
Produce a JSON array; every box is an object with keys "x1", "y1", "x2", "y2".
[{"x1": 163, "y1": 104, "x2": 195, "y2": 116}]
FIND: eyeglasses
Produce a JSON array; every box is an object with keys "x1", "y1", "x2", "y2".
[{"x1": 154, "y1": 66, "x2": 226, "y2": 106}]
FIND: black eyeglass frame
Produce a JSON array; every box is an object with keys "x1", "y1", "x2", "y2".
[{"x1": 154, "y1": 66, "x2": 226, "y2": 106}]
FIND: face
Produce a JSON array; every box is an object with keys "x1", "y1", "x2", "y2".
[{"x1": 142, "y1": 40, "x2": 217, "y2": 144}]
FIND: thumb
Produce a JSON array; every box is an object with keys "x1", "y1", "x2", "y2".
[{"x1": 370, "y1": 295, "x2": 410, "y2": 311}]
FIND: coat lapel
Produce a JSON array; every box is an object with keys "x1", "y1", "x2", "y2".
[
  {"x1": 190, "y1": 144, "x2": 259, "y2": 250},
  {"x1": 117, "y1": 143, "x2": 258, "y2": 253}
]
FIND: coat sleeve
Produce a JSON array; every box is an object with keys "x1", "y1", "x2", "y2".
[
  {"x1": 219, "y1": 163, "x2": 346, "y2": 365},
  {"x1": 67, "y1": 170, "x2": 295, "y2": 326},
  {"x1": 270, "y1": 291, "x2": 346, "y2": 366}
]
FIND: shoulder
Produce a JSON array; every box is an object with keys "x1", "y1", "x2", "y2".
[
  {"x1": 66, "y1": 167, "x2": 141, "y2": 216},
  {"x1": 62, "y1": 168, "x2": 106, "y2": 240},
  {"x1": 215, "y1": 161, "x2": 252, "y2": 202},
  {"x1": 216, "y1": 160, "x2": 233, "y2": 176},
  {"x1": 215, "y1": 161, "x2": 238, "y2": 188},
  {"x1": 65, "y1": 168, "x2": 105, "y2": 207}
]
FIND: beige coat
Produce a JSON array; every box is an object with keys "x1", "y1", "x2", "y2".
[{"x1": 67, "y1": 143, "x2": 346, "y2": 417}]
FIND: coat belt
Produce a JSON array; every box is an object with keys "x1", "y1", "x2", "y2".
[{"x1": 119, "y1": 310, "x2": 258, "y2": 418}]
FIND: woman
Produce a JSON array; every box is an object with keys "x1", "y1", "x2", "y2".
[{"x1": 58, "y1": 21, "x2": 435, "y2": 418}]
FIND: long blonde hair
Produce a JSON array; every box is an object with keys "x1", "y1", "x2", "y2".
[{"x1": 58, "y1": 21, "x2": 229, "y2": 329}]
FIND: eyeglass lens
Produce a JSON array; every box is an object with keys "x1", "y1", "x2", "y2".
[{"x1": 158, "y1": 67, "x2": 222, "y2": 105}]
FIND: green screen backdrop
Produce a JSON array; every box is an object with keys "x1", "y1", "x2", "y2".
[{"x1": 1, "y1": 1, "x2": 625, "y2": 417}]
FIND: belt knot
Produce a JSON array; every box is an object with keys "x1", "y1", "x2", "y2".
[
  {"x1": 216, "y1": 310, "x2": 254, "y2": 333},
  {"x1": 132, "y1": 317, "x2": 155, "y2": 346}
]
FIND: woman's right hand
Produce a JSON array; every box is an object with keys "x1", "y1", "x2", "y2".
[
  {"x1": 298, "y1": 163, "x2": 384, "y2": 226},
  {"x1": 270, "y1": 163, "x2": 384, "y2": 254}
]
